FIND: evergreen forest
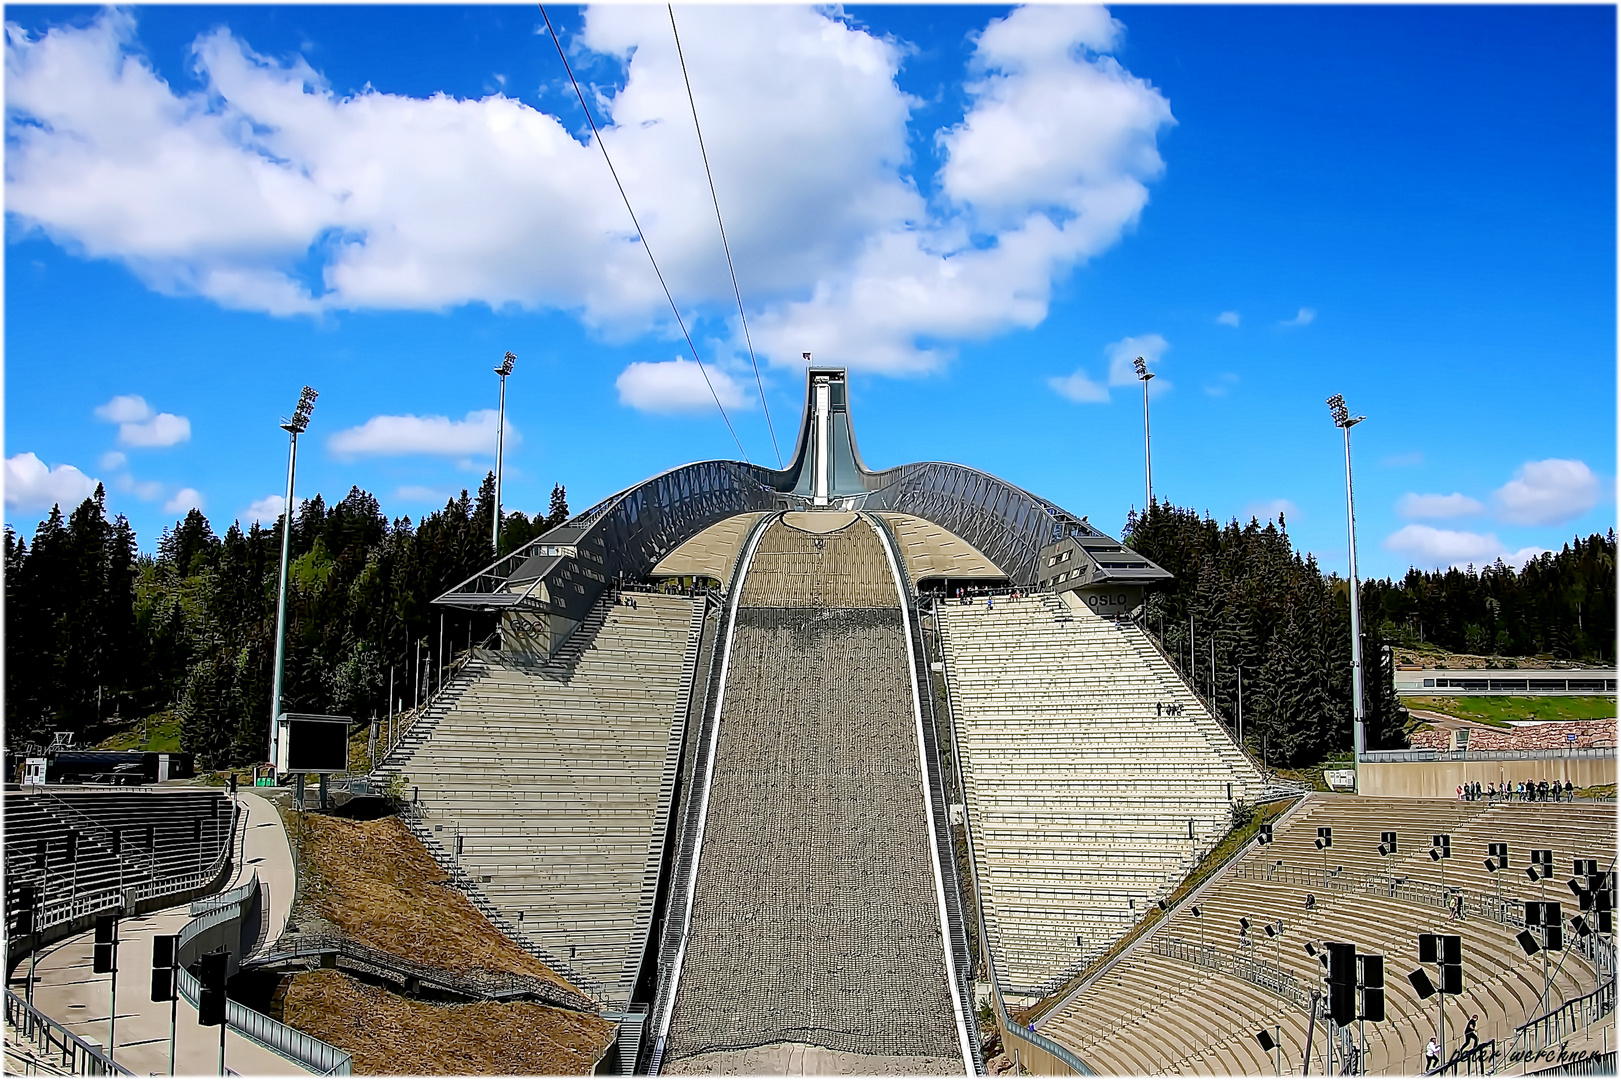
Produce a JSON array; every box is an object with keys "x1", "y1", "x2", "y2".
[
  {"x1": 1123, "y1": 504, "x2": 1614, "y2": 768},
  {"x1": 5, "y1": 477, "x2": 568, "y2": 767}
]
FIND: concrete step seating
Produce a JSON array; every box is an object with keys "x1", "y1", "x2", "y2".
[
  {"x1": 1036, "y1": 793, "x2": 1614, "y2": 1075},
  {"x1": 3, "y1": 788, "x2": 233, "y2": 923},
  {"x1": 938, "y1": 596, "x2": 1263, "y2": 994},
  {"x1": 380, "y1": 590, "x2": 699, "y2": 1005}
]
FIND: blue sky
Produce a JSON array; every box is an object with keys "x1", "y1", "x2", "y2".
[{"x1": 5, "y1": 4, "x2": 1614, "y2": 581}]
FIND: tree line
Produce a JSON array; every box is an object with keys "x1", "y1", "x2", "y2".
[
  {"x1": 1125, "y1": 504, "x2": 1613, "y2": 768},
  {"x1": 5, "y1": 477, "x2": 569, "y2": 768}
]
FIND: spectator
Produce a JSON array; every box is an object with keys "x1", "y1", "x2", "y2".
[
  {"x1": 1460, "y1": 1014, "x2": 1480, "y2": 1053},
  {"x1": 1425, "y1": 1037, "x2": 1441, "y2": 1071},
  {"x1": 1565, "y1": 780, "x2": 1575, "y2": 801},
  {"x1": 1539, "y1": 779, "x2": 1550, "y2": 801}
]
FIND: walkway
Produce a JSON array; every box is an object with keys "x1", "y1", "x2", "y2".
[{"x1": 11, "y1": 789, "x2": 304, "y2": 1075}]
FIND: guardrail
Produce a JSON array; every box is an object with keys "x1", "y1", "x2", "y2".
[
  {"x1": 171, "y1": 870, "x2": 353, "y2": 1075},
  {"x1": 1361, "y1": 747, "x2": 1616, "y2": 763},
  {"x1": 1154, "y1": 936, "x2": 1311, "y2": 1009},
  {"x1": 1512, "y1": 975, "x2": 1616, "y2": 1060},
  {"x1": 175, "y1": 966, "x2": 351, "y2": 1075},
  {"x1": 5, "y1": 988, "x2": 133, "y2": 1075},
  {"x1": 257, "y1": 932, "x2": 595, "y2": 1011}
]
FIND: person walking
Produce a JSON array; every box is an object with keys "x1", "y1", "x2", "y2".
[
  {"x1": 1425, "y1": 1037, "x2": 1441, "y2": 1071},
  {"x1": 1460, "y1": 1014, "x2": 1480, "y2": 1053},
  {"x1": 1565, "y1": 779, "x2": 1575, "y2": 801}
]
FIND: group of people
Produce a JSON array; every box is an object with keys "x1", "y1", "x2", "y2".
[
  {"x1": 1154, "y1": 702, "x2": 1187, "y2": 718},
  {"x1": 1456, "y1": 778, "x2": 1576, "y2": 802}
]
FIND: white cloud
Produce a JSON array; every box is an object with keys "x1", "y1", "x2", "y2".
[
  {"x1": 92, "y1": 394, "x2": 191, "y2": 447},
  {"x1": 1397, "y1": 492, "x2": 1484, "y2": 520},
  {"x1": 328, "y1": 409, "x2": 516, "y2": 458},
  {"x1": 114, "y1": 474, "x2": 164, "y2": 501},
  {"x1": 394, "y1": 485, "x2": 449, "y2": 505},
  {"x1": 1280, "y1": 307, "x2": 1316, "y2": 327},
  {"x1": 1244, "y1": 498, "x2": 1298, "y2": 524},
  {"x1": 1216, "y1": 311, "x2": 1240, "y2": 327},
  {"x1": 94, "y1": 395, "x2": 152, "y2": 424},
  {"x1": 99, "y1": 450, "x2": 127, "y2": 470},
  {"x1": 246, "y1": 494, "x2": 285, "y2": 522},
  {"x1": 1384, "y1": 524, "x2": 1547, "y2": 570},
  {"x1": 1202, "y1": 372, "x2": 1239, "y2": 398},
  {"x1": 1048, "y1": 370, "x2": 1110, "y2": 404},
  {"x1": 1105, "y1": 333, "x2": 1168, "y2": 387},
  {"x1": 616, "y1": 359, "x2": 747, "y2": 414},
  {"x1": 1491, "y1": 459, "x2": 1600, "y2": 526},
  {"x1": 164, "y1": 487, "x2": 205, "y2": 513},
  {"x1": 1049, "y1": 331, "x2": 1168, "y2": 405},
  {"x1": 4, "y1": 452, "x2": 99, "y2": 511},
  {"x1": 5, "y1": 6, "x2": 1173, "y2": 375},
  {"x1": 1381, "y1": 451, "x2": 1425, "y2": 468}
]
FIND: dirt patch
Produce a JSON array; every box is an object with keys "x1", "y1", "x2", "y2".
[
  {"x1": 282, "y1": 969, "x2": 615, "y2": 1075},
  {"x1": 287, "y1": 810, "x2": 575, "y2": 990}
]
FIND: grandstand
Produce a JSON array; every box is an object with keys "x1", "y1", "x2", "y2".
[
  {"x1": 937, "y1": 593, "x2": 1264, "y2": 995},
  {"x1": 377, "y1": 588, "x2": 706, "y2": 1006},
  {"x1": 1035, "y1": 794, "x2": 1616, "y2": 1074},
  {"x1": 4, "y1": 786, "x2": 234, "y2": 937}
]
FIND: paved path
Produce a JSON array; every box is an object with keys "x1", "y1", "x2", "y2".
[{"x1": 11, "y1": 790, "x2": 306, "y2": 1076}]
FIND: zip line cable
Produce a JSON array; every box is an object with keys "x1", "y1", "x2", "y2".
[
  {"x1": 537, "y1": 4, "x2": 749, "y2": 463},
  {"x1": 667, "y1": 5, "x2": 782, "y2": 469}
]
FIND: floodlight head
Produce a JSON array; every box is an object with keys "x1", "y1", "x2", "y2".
[
  {"x1": 1190, "y1": 905, "x2": 1202, "y2": 918},
  {"x1": 1569, "y1": 879, "x2": 1584, "y2": 897},
  {"x1": 1326, "y1": 393, "x2": 1364, "y2": 429},
  {"x1": 803, "y1": 351, "x2": 812, "y2": 362},
  {"x1": 1304, "y1": 942, "x2": 1318, "y2": 958},
  {"x1": 496, "y1": 351, "x2": 516, "y2": 377},
  {"x1": 1484, "y1": 858, "x2": 1498, "y2": 873},
  {"x1": 1431, "y1": 849, "x2": 1442, "y2": 861},
  {"x1": 283, "y1": 385, "x2": 318, "y2": 434},
  {"x1": 1527, "y1": 867, "x2": 1541, "y2": 883},
  {"x1": 1133, "y1": 355, "x2": 1153, "y2": 381},
  {"x1": 1315, "y1": 838, "x2": 1324, "y2": 850},
  {"x1": 1379, "y1": 844, "x2": 1389, "y2": 857}
]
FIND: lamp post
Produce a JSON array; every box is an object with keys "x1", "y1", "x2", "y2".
[
  {"x1": 1134, "y1": 355, "x2": 1155, "y2": 518},
  {"x1": 1327, "y1": 393, "x2": 1366, "y2": 789},
  {"x1": 493, "y1": 351, "x2": 515, "y2": 554},
  {"x1": 268, "y1": 386, "x2": 318, "y2": 771}
]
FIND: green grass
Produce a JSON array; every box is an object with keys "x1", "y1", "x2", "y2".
[
  {"x1": 1406, "y1": 696, "x2": 1615, "y2": 727},
  {"x1": 94, "y1": 712, "x2": 183, "y2": 753}
]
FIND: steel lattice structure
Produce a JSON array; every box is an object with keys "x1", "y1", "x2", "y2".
[{"x1": 436, "y1": 369, "x2": 1168, "y2": 620}]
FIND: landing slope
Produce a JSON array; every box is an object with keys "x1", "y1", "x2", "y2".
[{"x1": 663, "y1": 514, "x2": 963, "y2": 1068}]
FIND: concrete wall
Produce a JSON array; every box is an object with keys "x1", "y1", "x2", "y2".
[{"x1": 1359, "y1": 757, "x2": 1615, "y2": 798}]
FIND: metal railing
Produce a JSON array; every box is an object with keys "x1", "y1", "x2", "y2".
[
  {"x1": 259, "y1": 931, "x2": 595, "y2": 1011},
  {"x1": 169, "y1": 870, "x2": 353, "y2": 1075},
  {"x1": 174, "y1": 967, "x2": 351, "y2": 1075},
  {"x1": 1154, "y1": 936, "x2": 1312, "y2": 1009},
  {"x1": 4, "y1": 988, "x2": 133, "y2": 1075},
  {"x1": 190, "y1": 872, "x2": 258, "y2": 916},
  {"x1": 1511, "y1": 975, "x2": 1616, "y2": 1060},
  {"x1": 1361, "y1": 748, "x2": 1616, "y2": 763}
]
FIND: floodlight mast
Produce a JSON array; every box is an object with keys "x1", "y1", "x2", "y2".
[
  {"x1": 493, "y1": 352, "x2": 515, "y2": 554},
  {"x1": 1134, "y1": 355, "x2": 1155, "y2": 518},
  {"x1": 268, "y1": 386, "x2": 318, "y2": 771},
  {"x1": 1328, "y1": 394, "x2": 1367, "y2": 790}
]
